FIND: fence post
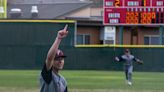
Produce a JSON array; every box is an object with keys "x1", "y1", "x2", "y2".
[
  {"x1": 119, "y1": 26, "x2": 123, "y2": 45},
  {"x1": 159, "y1": 26, "x2": 163, "y2": 45}
]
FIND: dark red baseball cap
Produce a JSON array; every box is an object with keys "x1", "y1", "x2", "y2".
[{"x1": 55, "y1": 49, "x2": 67, "y2": 58}]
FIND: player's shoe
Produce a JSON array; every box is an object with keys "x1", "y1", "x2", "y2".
[{"x1": 127, "y1": 81, "x2": 132, "y2": 86}]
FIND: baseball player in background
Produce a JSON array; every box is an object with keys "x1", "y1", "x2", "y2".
[{"x1": 115, "y1": 49, "x2": 143, "y2": 86}]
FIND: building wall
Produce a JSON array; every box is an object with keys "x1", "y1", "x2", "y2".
[
  {"x1": 77, "y1": 26, "x2": 101, "y2": 44},
  {"x1": 61, "y1": 6, "x2": 103, "y2": 18},
  {"x1": 116, "y1": 27, "x2": 160, "y2": 45},
  {"x1": 90, "y1": 7, "x2": 103, "y2": 16},
  {"x1": 123, "y1": 27, "x2": 131, "y2": 45},
  {"x1": 66, "y1": 7, "x2": 91, "y2": 18},
  {"x1": 138, "y1": 27, "x2": 159, "y2": 44},
  {"x1": 116, "y1": 27, "x2": 131, "y2": 45}
]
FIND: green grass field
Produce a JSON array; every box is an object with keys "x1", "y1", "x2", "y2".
[{"x1": 0, "y1": 70, "x2": 164, "y2": 92}]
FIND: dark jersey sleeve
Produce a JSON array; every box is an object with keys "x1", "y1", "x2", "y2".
[
  {"x1": 118, "y1": 56, "x2": 124, "y2": 61},
  {"x1": 64, "y1": 86, "x2": 68, "y2": 92},
  {"x1": 41, "y1": 63, "x2": 52, "y2": 84}
]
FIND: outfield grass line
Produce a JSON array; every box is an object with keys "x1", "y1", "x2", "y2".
[
  {"x1": 0, "y1": 70, "x2": 164, "y2": 92},
  {"x1": 0, "y1": 87, "x2": 39, "y2": 92},
  {"x1": 69, "y1": 89, "x2": 164, "y2": 92},
  {"x1": 67, "y1": 76, "x2": 162, "y2": 80},
  {"x1": 66, "y1": 76, "x2": 124, "y2": 79}
]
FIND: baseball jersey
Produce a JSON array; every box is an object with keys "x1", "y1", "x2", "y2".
[
  {"x1": 40, "y1": 64, "x2": 68, "y2": 92},
  {"x1": 119, "y1": 55, "x2": 138, "y2": 66}
]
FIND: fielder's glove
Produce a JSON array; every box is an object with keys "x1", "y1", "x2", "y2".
[{"x1": 137, "y1": 61, "x2": 143, "y2": 65}]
